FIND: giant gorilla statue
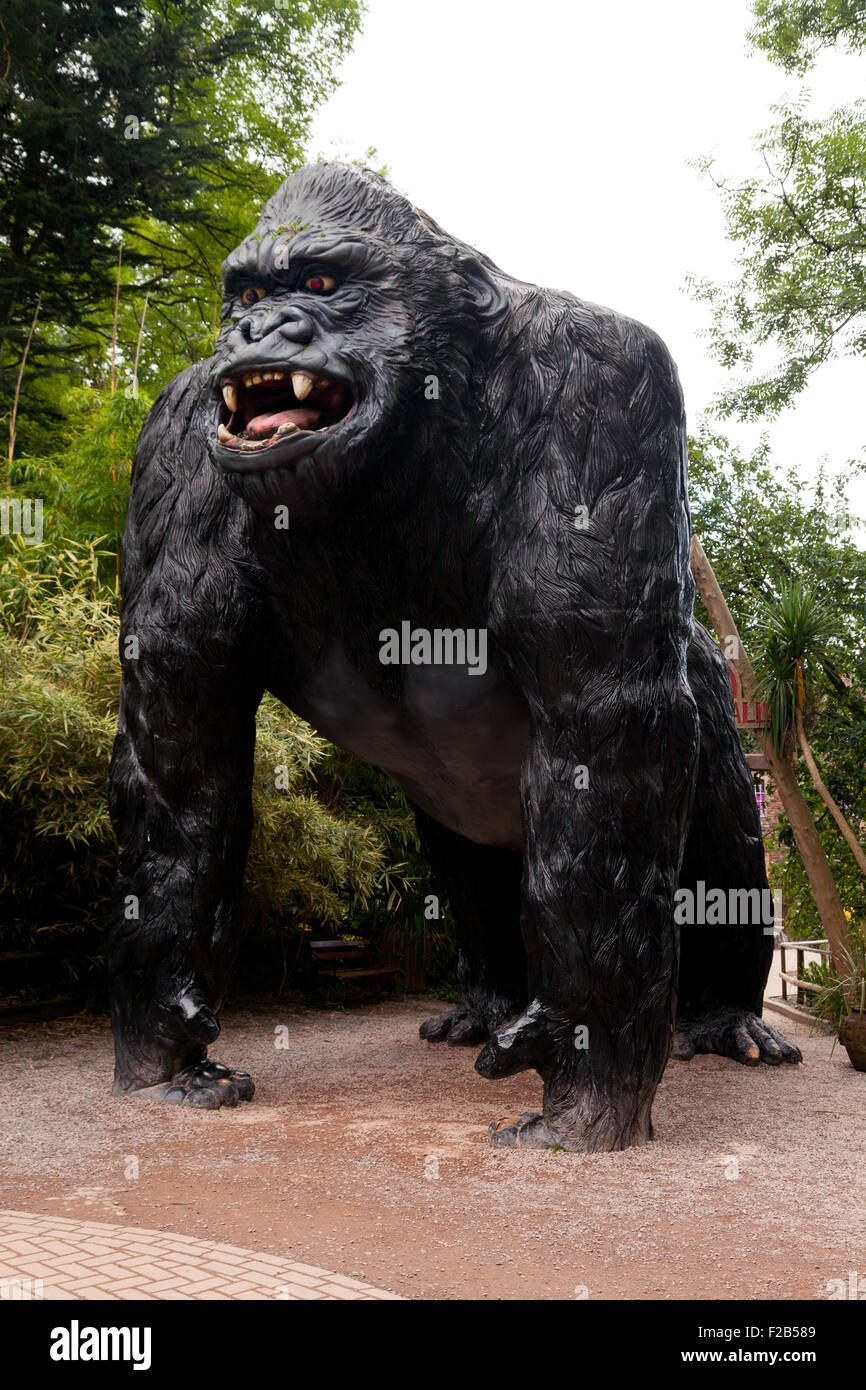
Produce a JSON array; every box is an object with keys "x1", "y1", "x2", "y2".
[{"x1": 108, "y1": 163, "x2": 800, "y2": 1152}]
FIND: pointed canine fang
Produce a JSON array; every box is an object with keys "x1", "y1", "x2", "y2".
[
  {"x1": 222, "y1": 383, "x2": 237, "y2": 412},
  {"x1": 291, "y1": 372, "x2": 315, "y2": 401}
]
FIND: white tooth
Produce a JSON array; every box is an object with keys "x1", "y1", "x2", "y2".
[
  {"x1": 292, "y1": 371, "x2": 315, "y2": 400},
  {"x1": 277, "y1": 421, "x2": 298, "y2": 435},
  {"x1": 252, "y1": 374, "x2": 263, "y2": 385},
  {"x1": 243, "y1": 376, "x2": 253, "y2": 388},
  {"x1": 222, "y1": 383, "x2": 237, "y2": 412},
  {"x1": 263, "y1": 372, "x2": 273, "y2": 381},
  {"x1": 272, "y1": 370, "x2": 284, "y2": 380},
  {"x1": 218, "y1": 423, "x2": 232, "y2": 441}
]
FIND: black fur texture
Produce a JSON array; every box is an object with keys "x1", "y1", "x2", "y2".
[{"x1": 108, "y1": 163, "x2": 799, "y2": 1143}]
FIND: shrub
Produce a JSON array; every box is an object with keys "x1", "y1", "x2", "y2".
[{"x1": 0, "y1": 537, "x2": 436, "y2": 995}]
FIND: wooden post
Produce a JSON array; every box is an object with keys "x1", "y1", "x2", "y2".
[{"x1": 690, "y1": 535, "x2": 851, "y2": 981}]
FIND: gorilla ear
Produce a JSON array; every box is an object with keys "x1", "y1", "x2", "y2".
[
  {"x1": 457, "y1": 252, "x2": 508, "y2": 323},
  {"x1": 414, "y1": 205, "x2": 506, "y2": 322}
]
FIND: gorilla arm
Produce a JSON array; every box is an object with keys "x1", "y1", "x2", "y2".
[{"x1": 108, "y1": 367, "x2": 264, "y2": 1103}]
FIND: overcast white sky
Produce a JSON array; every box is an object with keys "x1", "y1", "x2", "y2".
[{"x1": 308, "y1": 0, "x2": 865, "y2": 518}]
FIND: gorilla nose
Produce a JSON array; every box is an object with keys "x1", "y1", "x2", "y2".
[
  {"x1": 224, "y1": 306, "x2": 315, "y2": 356},
  {"x1": 252, "y1": 306, "x2": 314, "y2": 345},
  {"x1": 274, "y1": 310, "x2": 314, "y2": 344}
]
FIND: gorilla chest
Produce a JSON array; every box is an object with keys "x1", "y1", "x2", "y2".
[{"x1": 281, "y1": 638, "x2": 530, "y2": 850}]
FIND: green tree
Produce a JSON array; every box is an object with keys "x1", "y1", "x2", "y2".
[
  {"x1": 688, "y1": 427, "x2": 866, "y2": 665},
  {"x1": 0, "y1": 0, "x2": 362, "y2": 442},
  {"x1": 689, "y1": 431, "x2": 866, "y2": 963},
  {"x1": 116, "y1": 142, "x2": 386, "y2": 392},
  {"x1": 749, "y1": 0, "x2": 866, "y2": 72},
  {"x1": 686, "y1": 1, "x2": 866, "y2": 418}
]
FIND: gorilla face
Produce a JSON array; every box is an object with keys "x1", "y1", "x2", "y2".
[
  {"x1": 206, "y1": 163, "x2": 504, "y2": 522},
  {"x1": 209, "y1": 222, "x2": 401, "y2": 490}
]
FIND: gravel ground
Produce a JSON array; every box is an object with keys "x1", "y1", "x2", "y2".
[{"x1": 0, "y1": 999, "x2": 863, "y2": 1301}]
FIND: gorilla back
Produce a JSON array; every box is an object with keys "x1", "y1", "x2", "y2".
[{"x1": 108, "y1": 162, "x2": 799, "y2": 1149}]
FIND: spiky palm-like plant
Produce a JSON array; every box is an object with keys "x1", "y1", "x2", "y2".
[{"x1": 755, "y1": 581, "x2": 866, "y2": 880}]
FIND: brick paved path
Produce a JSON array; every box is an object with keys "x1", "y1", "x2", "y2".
[{"x1": 0, "y1": 1210, "x2": 402, "y2": 1300}]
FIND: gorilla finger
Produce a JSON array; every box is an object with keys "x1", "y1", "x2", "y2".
[
  {"x1": 753, "y1": 1029, "x2": 783, "y2": 1064},
  {"x1": 199, "y1": 1062, "x2": 231, "y2": 1080},
  {"x1": 185, "y1": 1087, "x2": 221, "y2": 1109},
  {"x1": 231, "y1": 1071, "x2": 255, "y2": 1100},
  {"x1": 214, "y1": 1078, "x2": 239, "y2": 1106},
  {"x1": 760, "y1": 1022, "x2": 802, "y2": 1063},
  {"x1": 670, "y1": 1030, "x2": 696, "y2": 1061},
  {"x1": 419, "y1": 1014, "x2": 453, "y2": 1042},
  {"x1": 732, "y1": 1025, "x2": 762, "y2": 1065},
  {"x1": 447, "y1": 1017, "x2": 489, "y2": 1046}
]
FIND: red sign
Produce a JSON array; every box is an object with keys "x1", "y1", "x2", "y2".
[{"x1": 728, "y1": 667, "x2": 769, "y2": 729}]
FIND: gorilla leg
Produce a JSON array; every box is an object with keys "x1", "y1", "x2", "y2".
[
  {"x1": 476, "y1": 678, "x2": 699, "y2": 1153},
  {"x1": 108, "y1": 619, "x2": 262, "y2": 1108},
  {"x1": 673, "y1": 626, "x2": 801, "y2": 1066},
  {"x1": 413, "y1": 806, "x2": 527, "y2": 1046}
]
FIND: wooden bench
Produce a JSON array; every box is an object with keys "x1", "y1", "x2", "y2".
[{"x1": 306, "y1": 938, "x2": 406, "y2": 1010}]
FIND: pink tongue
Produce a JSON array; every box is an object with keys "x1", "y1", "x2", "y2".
[{"x1": 247, "y1": 406, "x2": 320, "y2": 438}]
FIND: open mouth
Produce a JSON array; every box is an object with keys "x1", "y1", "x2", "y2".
[{"x1": 216, "y1": 367, "x2": 353, "y2": 454}]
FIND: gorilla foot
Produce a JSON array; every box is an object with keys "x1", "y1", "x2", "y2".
[
  {"x1": 489, "y1": 1108, "x2": 652, "y2": 1153},
  {"x1": 672, "y1": 1009, "x2": 801, "y2": 1066},
  {"x1": 126, "y1": 1059, "x2": 255, "y2": 1109},
  {"x1": 420, "y1": 1006, "x2": 495, "y2": 1046},
  {"x1": 474, "y1": 1000, "x2": 555, "y2": 1078},
  {"x1": 490, "y1": 1113, "x2": 565, "y2": 1150}
]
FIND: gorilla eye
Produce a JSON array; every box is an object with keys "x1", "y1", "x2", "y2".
[
  {"x1": 240, "y1": 286, "x2": 266, "y2": 306},
  {"x1": 304, "y1": 274, "x2": 336, "y2": 293}
]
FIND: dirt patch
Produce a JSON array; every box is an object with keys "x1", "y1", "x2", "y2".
[{"x1": 1, "y1": 999, "x2": 863, "y2": 1300}]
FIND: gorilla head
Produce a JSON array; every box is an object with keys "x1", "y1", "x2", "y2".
[{"x1": 207, "y1": 163, "x2": 505, "y2": 520}]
